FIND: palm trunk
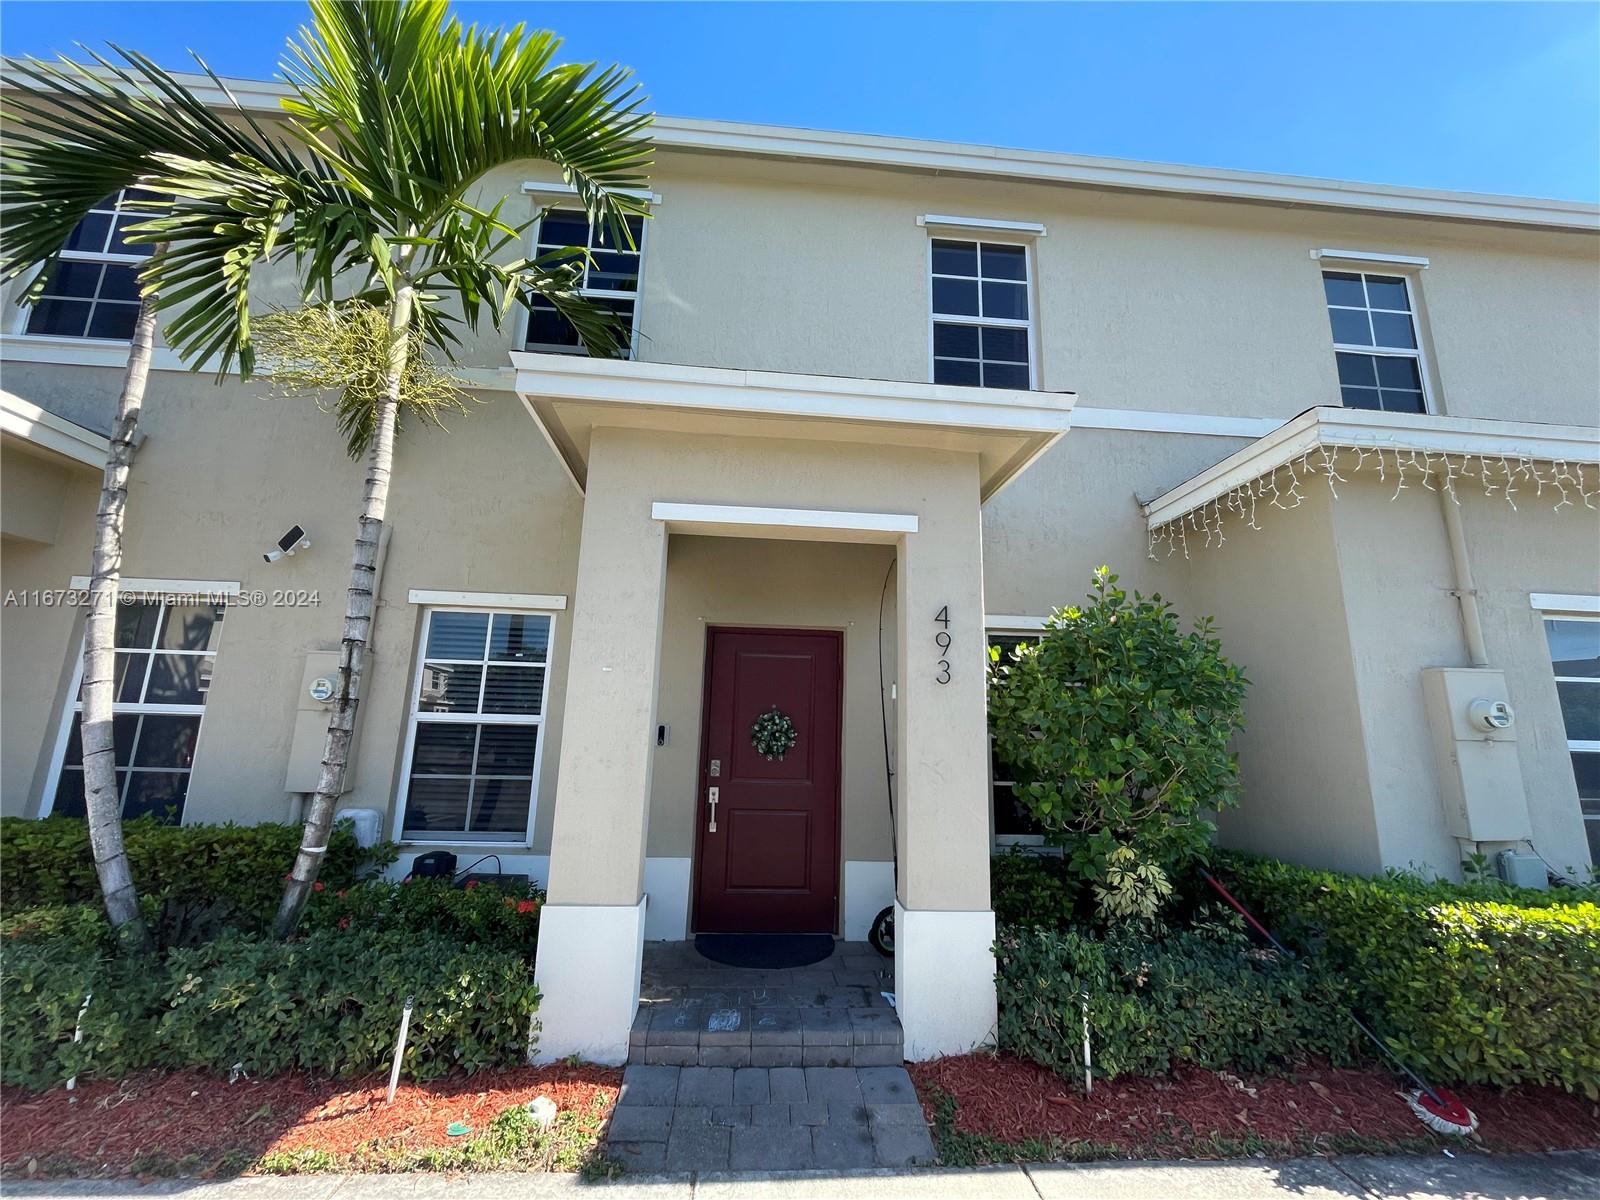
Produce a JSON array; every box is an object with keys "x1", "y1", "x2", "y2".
[
  {"x1": 274, "y1": 284, "x2": 414, "y2": 938},
  {"x1": 81, "y1": 288, "x2": 159, "y2": 949}
]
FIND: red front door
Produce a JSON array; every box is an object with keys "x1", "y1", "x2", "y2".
[{"x1": 693, "y1": 627, "x2": 842, "y2": 934}]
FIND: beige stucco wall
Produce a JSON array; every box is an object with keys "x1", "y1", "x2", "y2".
[
  {"x1": 2, "y1": 134, "x2": 1594, "y2": 890},
  {"x1": 1176, "y1": 472, "x2": 1599, "y2": 880},
  {"x1": 1326, "y1": 480, "x2": 1599, "y2": 875},
  {"x1": 1178, "y1": 486, "x2": 1384, "y2": 874},
  {"x1": 11, "y1": 147, "x2": 1592, "y2": 429},
  {"x1": 651, "y1": 535, "x2": 896, "y2": 865},
  {"x1": 0, "y1": 358, "x2": 583, "y2": 847}
]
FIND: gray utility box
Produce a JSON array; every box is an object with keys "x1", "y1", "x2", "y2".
[
  {"x1": 284, "y1": 650, "x2": 360, "y2": 794},
  {"x1": 1420, "y1": 667, "x2": 1530, "y2": 843}
]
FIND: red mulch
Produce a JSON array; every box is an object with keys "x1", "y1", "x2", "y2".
[
  {"x1": 1, "y1": 1065, "x2": 620, "y2": 1175},
  {"x1": 910, "y1": 1054, "x2": 1600, "y2": 1159}
]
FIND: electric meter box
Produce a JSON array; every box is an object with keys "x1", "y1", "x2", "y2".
[
  {"x1": 1420, "y1": 667, "x2": 1530, "y2": 842},
  {"x1": 284, "y1": 651, "x2": 360, "y2": 794}
]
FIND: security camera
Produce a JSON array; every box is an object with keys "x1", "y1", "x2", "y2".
[{"x1": 264, "y1": 524, "x2": 311, "y2": 564}]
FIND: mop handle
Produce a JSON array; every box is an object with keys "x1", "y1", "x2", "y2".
[{"x1": 1198, "y1": 869, "x2": 1445, "y2": 1107}]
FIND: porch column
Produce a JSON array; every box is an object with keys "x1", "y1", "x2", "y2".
[
  {"x1": 893, "y1": 464, "x2": 998, "y2": 1059},
  {"x1": 532, "y1": 455, "x2": 667, "y2": 1064}
]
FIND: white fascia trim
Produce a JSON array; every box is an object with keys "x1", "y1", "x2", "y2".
[
  {"x1": 652, "y1": 502, "x2": 918, "y2": 535},
  {"x1": 1, "y1": 391, "x2": 110, "y2": 467},
  {"x1": 985, "y1": 614, "x2": 1050, "y2": 633},
  {"x1": 510, "y1": 353, "x2": 1076, "y2": 436},
  {"x1": 1530, "y1": 593, "x2": 1600, "y2": 615},
  {"x1": 918, "y1": 214, "x2": 1046, "y2": 237},
  {"x1": 0, "y1": 334, "x2": 188, "y2": 373},
  {"x1": 39, "y1": 69, "x2": 1597, "y2": 231},
  {"x1": 1070, "y1": 407, "x2": 1276, "y2": 439},
  {"x1": 521, "y1": 180, "x2": 663, "y2": 205},
  {"x1": 407, "y1": 589, "x2": 568, "y2": 610},
  {"x1": 1143, "y1": 407, "x2": 1600, "y2": 530},
  {"x1": 68, "y1": 576, "x2": 241, "y2": 596},
  {"x1": 1313, "y1": 248, "x2": 1431, "y2": 268}
]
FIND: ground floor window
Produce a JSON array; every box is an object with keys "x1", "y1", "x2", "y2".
[
  {"x1": 397, "y1": 607, "x2": 555, "y2": 843},
  {"x1": 49, "y1": 597, "x2": 224, "y2": 823},
  {"x1": 1543, "y1": 615, "x2": 1600, "y2": 863},
  {"x1": 988, "y1": 630, "x2": 1047, "y2": 846}
]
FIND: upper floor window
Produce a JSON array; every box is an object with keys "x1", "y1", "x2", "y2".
[
  {"x1": 525, "y1": 207, "x2": 645, "y2": 357},
  {"x1": 397, "y1": 607, "x2": 556, "y2": 843},
  {"x1": 1322, "y1": 270, "x2": 1427, "y2": 414},
  {"x1": 23, "y1": 189, "x2": 163, "y2": 341},
  {"x1": 931, "y1": 239, "x2": 1033, "y2": 389},
  {"x1": 47, "y1": 596, "x2": 225, "y2": 824}
]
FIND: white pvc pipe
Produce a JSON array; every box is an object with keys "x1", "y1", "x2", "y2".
[
  {"x1": 386, "y1": 995, "x2": 414, "y2": 1105},
  {"x1": 66, "y1": 991, "x2": 92, "y2": 1098},
  {"x1": 1081, "y1": 991, "x2": 1093, "y2": 1095}
]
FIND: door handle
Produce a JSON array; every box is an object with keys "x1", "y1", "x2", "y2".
[{"x1": 707, "y1": 785, "x2": 719, "y2": 833}]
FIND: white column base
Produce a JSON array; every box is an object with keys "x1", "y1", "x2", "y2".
[
  {"x1": 530, "y1": 897, "x2": 646, "y2": 1065},
  {"x1": 894, "y1": 902, "x2": 998, "y2": 1060}
]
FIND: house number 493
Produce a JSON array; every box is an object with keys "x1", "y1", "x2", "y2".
[{"x1": 934, "y1": 605, "x2": 952, "y2": 684}]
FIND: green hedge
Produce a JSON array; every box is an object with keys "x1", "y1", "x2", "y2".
[
  {"x1": 992, "y1": 849, "x2": 1079, "y2": 929},
  {"x1": 995, "y1": 924, "x2": 1361, "y2": 1080},
  {"x1": 0, "y1": 816, "x2": 390, "y2": 923},
  {"x1": 301, "y1": 877, "x2": 542, "y2": 956},
  {"x1": 1, "y1": 925, "x2": 538, "y2": 1090},
  {"x1": 1214, "y1": 851, "x2": 1600, "y2": 1096}
]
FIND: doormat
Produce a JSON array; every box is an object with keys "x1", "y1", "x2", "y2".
[{"x1": 693, "y1": 933, "x2": 834, "y2": 970}]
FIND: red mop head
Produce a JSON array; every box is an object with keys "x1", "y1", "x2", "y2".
[{"x1": 1407, "y1": 1087, "x2": 1479, "y2": 1136}]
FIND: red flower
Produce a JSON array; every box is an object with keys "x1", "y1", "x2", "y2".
[
  {"x1": 283, "y1": 873, "x2": 293, "y2": 882},
  {"x1": 465, "y1": 880, "x2": 479, "y2": 890},
  {"x1": 338, "y1": 916, "x2": 351, "y2": 930},
  {"x1": 336, "y1": 890, "x2": 347, "y2": 899},
  {"x1": 517, "y1": 900, "x2": 538, "y2": 914},
  {"x1": 313, "y1": 881, "x2": 325, "y2": 892}
]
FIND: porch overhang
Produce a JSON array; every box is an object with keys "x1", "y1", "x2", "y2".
[
  {"x1": 509, "y1": 353, "x2": 1076, "y2": 502},
  {"x1": 1145, "y1": 409, "x2": 1593, "y2": 531}
]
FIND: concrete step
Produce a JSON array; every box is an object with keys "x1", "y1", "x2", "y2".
[{"x1": 629, "y1": 1002, "x2": 904, "y2": 1067}]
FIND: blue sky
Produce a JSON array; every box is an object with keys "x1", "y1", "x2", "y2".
[{"x1": 3, "y1": 2, "x2": 1596, "y2": 201}]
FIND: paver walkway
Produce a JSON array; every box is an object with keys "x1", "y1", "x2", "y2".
[
  {"x1": 631, "y1": 940, "x2": 900, "y2": 1067},
  {"x1": 611, "y1": 939, "x2": 932, "y2": 1171},
  {"x1": 606, "y1": 1063, "x2": 935, "y2": 1173}
]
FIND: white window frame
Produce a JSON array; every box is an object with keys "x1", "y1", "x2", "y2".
[
  {"x1": 927, "y1": 232, "x2": 1039, "y2": 391},
  {"x1": 40, "y1": 591, "x2": 227, "y2": 821},
  {"x1": 394, "y1": 605, "x2": 558, "y2": 846},
  {"x1": 520, "y1": 198, "x2": 652, "y2": 360},
  {"x1": 12, "y1": 189, "x2": 162, "y2": 345},
  {"x1": 1320, "y1": 265, "x2": 1437, "y2": 415},
  {"x1": 1537, "y1": 606, "x2": 1600, "y2": 859}
]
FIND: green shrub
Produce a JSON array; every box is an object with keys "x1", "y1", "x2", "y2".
[
  {"x1": 991, "y1": 850, "x2": 1078, "y2": 929},
  {"x1": 0, "y1": 928, "x2": 537, "y2": 1090},
  {"x1": 1215, "y1": 851, "x2": 1600, "y2": 1096},
  {"x1": 301, "y1": 877, "x2": 542, "y2": 956},
  {"x1": 987, "y1": 568, "x2": 1247, "y2": 922},
  {"x1": 0, "y1": 816, "x2": 395, "y2": 923},
  {"x1": 994, "y1": 923, "x2": 1361, "y2": 1081}
]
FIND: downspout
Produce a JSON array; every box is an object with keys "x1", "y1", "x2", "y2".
[{"x1": 1437, "y1": 475, "x2": 1489, "y2": 668}]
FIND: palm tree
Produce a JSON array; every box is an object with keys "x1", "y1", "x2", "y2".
[
  {"x1": 3, "y1": 0, "x2": 652, "y2": 939},
  {"x1": 147, "y1": 0, "x2": 653, "y2": 935},
  {"x1": 2, "y1": 53, "x2": 315, "y2": 945}
]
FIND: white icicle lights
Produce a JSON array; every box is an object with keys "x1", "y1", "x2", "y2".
[{"x1": 1148, "y1": 445, "x2": 1599, "y2": 560}]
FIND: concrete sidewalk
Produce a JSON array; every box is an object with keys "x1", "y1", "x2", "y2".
[{"x1": 4, "y1": 1151, "x2": 1596, "y2": 1199}]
